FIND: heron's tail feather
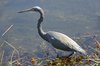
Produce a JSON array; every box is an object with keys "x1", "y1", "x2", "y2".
[{"x1": 80, "y1": 49, "x2": 87, "y2": 55}]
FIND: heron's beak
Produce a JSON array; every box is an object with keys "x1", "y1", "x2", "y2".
[{"x1": 18, "y1": 8, "x2": 33, "y2": 13}]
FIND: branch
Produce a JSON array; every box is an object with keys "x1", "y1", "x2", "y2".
[{"x1": 2, "y1": 24, "x2": 13, "y2": 37}]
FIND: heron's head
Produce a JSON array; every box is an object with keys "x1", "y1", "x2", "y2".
[{"x1": 18, "y1": 6, "x2": 44, "y2": 15}]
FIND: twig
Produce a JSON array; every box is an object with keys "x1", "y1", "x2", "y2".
[
  {"x1": 88, "y1": 46, "x2": 97, "y2": 51},
  {"x1": 2, "y1": 24, "x2": 13, "y2": 37},
  {"x1": 0, "y1": 50, "x2": 4, "y2": 65},
  {"x1": 11, "y1": 50, "x2": 15, "y2": 62},
  {"x1": 0, "y1": 42, "x2": 4, "y2": 48},
  {"x1": 4, "y1": 40, "x2": 20, "y2": 60},
  {"x1": 84, "y1": 59, "x2": 100, "y2": 63}
]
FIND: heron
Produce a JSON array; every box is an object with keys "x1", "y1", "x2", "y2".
[{"x1": 18, "y1": 6, "x2": 87, "y2": 57}]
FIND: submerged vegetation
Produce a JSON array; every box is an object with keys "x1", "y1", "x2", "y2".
[{"x1": 0, "y1": 25, "x2": 100, "y2": 66}]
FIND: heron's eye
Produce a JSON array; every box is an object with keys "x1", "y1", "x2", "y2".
[{"x1": 34, "y1": 8, "x2": 39, "y2": 11}]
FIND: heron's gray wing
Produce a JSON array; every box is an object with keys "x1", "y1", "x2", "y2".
[{"x1": 47, "y1": 31, "x2": 86, "y2": 54}]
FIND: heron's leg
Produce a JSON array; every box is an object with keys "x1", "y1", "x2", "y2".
[
  {"x1": 53, "y1": 49, "x2": 59, "y2": 57},
  {"x1": 67, "y1": 51, "x2": 76, "y2": 57},
  {"x1": 56, "y1": 53, "x2": 61, "y2": 58},
  {"x1": 52, "y1": 48, "x2": 61, "y2": 57}
]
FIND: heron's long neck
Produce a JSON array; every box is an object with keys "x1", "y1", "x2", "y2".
[{"x1": 37, "y1": 11, "x2": 46, "y2": 39}]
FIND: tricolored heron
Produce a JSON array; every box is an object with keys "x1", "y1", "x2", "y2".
[{"x1": 18, "y1": 6, "x2": 87, "y2": 57}]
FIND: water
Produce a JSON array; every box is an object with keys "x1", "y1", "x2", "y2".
[{"x1": 0, "y1": 0, "x2": 100, "y2": 65}]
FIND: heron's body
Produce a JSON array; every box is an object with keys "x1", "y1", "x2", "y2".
[
  {"x1": 44, "y1": 31, "x2": 85, "y2": 53},
  {"x1": 18, "y1": 6, "x2": 87, "y2": 56}
]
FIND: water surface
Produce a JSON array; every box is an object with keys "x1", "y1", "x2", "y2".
[{"x1": 0, "y1": 0, "x2": 100, "y2": 56}]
